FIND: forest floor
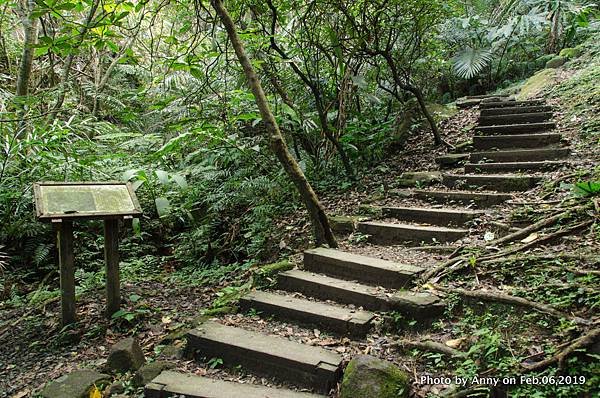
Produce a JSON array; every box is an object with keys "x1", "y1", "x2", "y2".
[{"x1": 1, "y1": 45, "x2": 599, "y2": 398}]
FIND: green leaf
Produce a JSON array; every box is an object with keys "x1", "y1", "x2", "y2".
[
  {"x1": 122, "y1": 169, "x2": 140, "y2": 181},
  {"x1": 572, "y1": 181, "x2": 600, "y2": 197},
  {"x1": 34, "y1": 46, "x2": 49, "y2": 57},
  {"x1": 171, "y1": 174, "x2": 187, "y2": 189},
  {"x1": 154, "y1": 170, "x2": 170, "y2": 185},
  {"x1": 132, "y1": 218, "x2": 141, "y2": 236},
  {"x1": 155, "y1": 197, "x2": 171, "y2": 217}
]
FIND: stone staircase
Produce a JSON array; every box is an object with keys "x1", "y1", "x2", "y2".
[{"x1": 145, "y1": 95, "x2": 570, "y2": 397}]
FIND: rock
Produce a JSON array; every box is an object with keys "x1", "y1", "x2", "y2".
[
  {"x1": 357, "y1": 204, "x2": 382, "y2": 217},
  {"x1": 545, "y1": 56, "x2": 566, "y2": 69},
  {"x1": 133, "y1": 360, "x2": 176, "y2": 387},
  {"x1": 340, "y1": 355, "x2": 409, "y2": 398},
  {"x1": 104, "y1": 381, "x2": 125, "y2": 396},
  {"x1": 328, "y1": 215, "x2": 358, "y2": 234},
  {"x1": 40, "y1": 369, "x2": 110, "y2": 398},
  {"x1": 559, "y1": 47, "x2": 582, "y2": 59},
  {"x1": 107, "y1": 337, "x2": 145, "y2": 373},
  {"x1": 158, "y1": 344, "x2": 185, "y2": 360},
  {"x1": 436, "y1": 153, "x2": 469, "y2": 167},
  {"x1": 397, "y1": 171, "x2": 441, "y2": 188}
]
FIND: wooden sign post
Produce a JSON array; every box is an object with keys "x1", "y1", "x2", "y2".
[{"x1": 34, "y1": 182, "x2": 142, "y2": 326}]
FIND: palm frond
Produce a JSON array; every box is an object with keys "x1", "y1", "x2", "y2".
[{"x1": 452, "y1": 47, "x2": 493, "y2": 79}]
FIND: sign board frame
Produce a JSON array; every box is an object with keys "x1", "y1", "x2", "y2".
[
  {"x1": 33, "y1": 181, "x2": 142, "y2": 221},
  {"x1": 33, "y1": 181, "x2": 143, "y2": 326}
]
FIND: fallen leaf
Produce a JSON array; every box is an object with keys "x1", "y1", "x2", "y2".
[
  {"x1": 89, "y1": 385, "x2": 101, "y2": 398},
  {"x1": 521, "y1": 233, "x2": 538, "y2": 243},
  {"x1": 161, "y1": 316, "x2": 172, "y2": 324},
  {"x1": 445, "y1": 338, "x2": 465, "y2": 349}
]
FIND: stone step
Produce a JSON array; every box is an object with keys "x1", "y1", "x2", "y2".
[
  {"x1": 278, "y1": 269, "x2": 444, "y2": 317},
  {"x1": 436, "y1": 153, "x2": 470, "y2": 167},
  {"x1": 473, "y1": 133, "x2": 562, "y2": 150},
  {"x1": 146, "y1": 371, "x2": 324, "y2": 398},
  {"x1": 478, "y1": 112, "x2": 553, "y2": 126},
  {"x1": 303, "y1": 247, "x2": 422, "y2": 288},
  {"x1": 480, "y1": 105, "x2": 552, "y2": 116},
  {"x1": 475, "y1": 122, "x2": 556, "y2": 135},
  {"x1": 357, "y1": 221, "x2": 468, "y2": 244},
  {"x1": 466, "y1": 94, "x2": 511, "y2": 99},
  {"x1": 464, "y1": 161, "x2": 565, "y2": 173},
  {"x1": 239, "y1": 290, "x2": 375, "y2": 337},
  {"x1": 186, "y1": 321, "x2": 342, "y2": 394},
  {"x1": 470, "y1": 148, "x2": 571, "y2": 162},
  {"x1": 442, "y1": 174, "x2": 542, "y2": 192},
  {"x1": 393, "y1": 188, "x2": 512, "y2": 207},
  {"x1": 381, "y1": 206, "x2": 483, "y2": 227},
  {"x1": 479, "y1": 99, "x2": 545, "y2": 109}
]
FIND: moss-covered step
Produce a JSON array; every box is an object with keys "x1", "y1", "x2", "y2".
[
  {"x1": 392, "y1": 188, "x2": 512, "y2": 207},
  {"x1": 381, "y1": 206, "x2": 483, "y2": 227},
  {"x1": 186, "y1": 321, "x2": 342, "y2": 394},
  {"x1": 464, "y1": 161, "x2": 565, "y2": 173},
  {"x1": 478, "y1": 112, "x2": 553, "y2": 126},
  {"x1": 146, "y1": 371, "x2": 324, "y2": 398},
  {"x1": 456, "y1": 95, "x2": 512, "y2": 108},
  {"x1": 357, "y1": 221, "x2": 467, "y2": 244},
  {"x1": 479, "y1": 99, "x2": 545, "y2": 109},
  {"x1": 469, "y1": 148, "x2": 570, "y2": 162},
  {"x1": 480, "y1": 105, "x2": 552, "y2": 116},
  {"x1": 303, "y1": 247, "x2": 423, "y2": 288},
  {"x1": 239, "y1": 290, "x2": 375, "y2": 337},
  {"x1": 475, "y1": 122, "x2": 556, "y2": 135},
  {"x1": 442, "y1": 174, "x2": 542, "y2": 192},
  {"x1": 473, "y1": 133, "x2": 562, "y2": 150},
  {"x1": 277, "y1": 269, "x2": 444, "y2": 317}
]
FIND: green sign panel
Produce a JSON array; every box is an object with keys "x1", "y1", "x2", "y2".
[{"x1": 34, "y1": 182, "x2": 142, "y2": 220}]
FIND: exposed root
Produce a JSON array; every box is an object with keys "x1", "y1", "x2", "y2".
[
  {"x1": 521, "y1": 328, "x2": 600, "y2": 371},
  {"x1": 390, "y1": 338, "x2": 467, "y2": 358},
  {"x1": 430, "y1": 284, "x2": 590, "y2": 326}
]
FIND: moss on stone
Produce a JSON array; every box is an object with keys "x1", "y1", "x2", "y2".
[
  {"x1": 328, "y1": 215, "x2": 359, "y2": 233},
  {"x1": 357, "y1": 204, "x2": 382, "y2": 217},
  {"x1": 518, "y1": 69, "x2": 557, "y2": 100},
  {"x1": 545, "y1": 56, "x2": 567, "y2": 69},
  {"x1": 340, "y1": 355, "x2": 409, "y2": 398},
  {"x1": 397, "y1": 171, "x2": 442, "y2": 188},
  {"x1": 258, "y1": 260, "x2": 293, "y2": 276},
  {"x1": 559, "y1": 47, "x2": 582, "y2": 59}
]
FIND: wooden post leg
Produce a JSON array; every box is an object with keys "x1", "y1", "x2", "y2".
[
  {"x1": 104, "y1": 219, "x2": 120, "y2": 317},
  {"x1": 57, "y1": 221, "x2": 75, "y2": 326}
]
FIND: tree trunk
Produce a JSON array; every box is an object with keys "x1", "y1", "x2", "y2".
[
  {"x1": 407, "y1": 84, "x2": 442, "y2": 146},
  {"x1": 15, "y1": 0, "x2": 38, "y2": 97},
  {"x1": 210, "y1": 0, "x2": 337, "y2": 248},
  {"x1": 548, "y1": 8, "x2": 561, "y2": 54},
  {"x1": 380, "y1": 52, "x2": 442, "y2": 146},
  {"x1": 48, "y1": 0, "x2": 100, "y2": 122}
]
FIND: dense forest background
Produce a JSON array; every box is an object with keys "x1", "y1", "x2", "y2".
[
  {"x1": 1, "y1": 0, "x2": 599, "y2": 396},
  {"x1": 1, "y1": 0, "x2": 597, "y2": 290}
]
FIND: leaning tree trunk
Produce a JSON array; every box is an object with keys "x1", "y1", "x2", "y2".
[
  {"x1": 406, "y1": 84, "x2": 442, "y2": 146},
  {"x1": 210, "y1": 0, "x2": 337, "y2": 248}
]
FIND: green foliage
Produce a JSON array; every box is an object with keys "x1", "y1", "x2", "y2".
[
  {"x1": 570, "y1": 181, "x2": 600, "y2": 197},
  {"x1": 452, "y1": 47, "x2": 493, "y2": 79}
]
